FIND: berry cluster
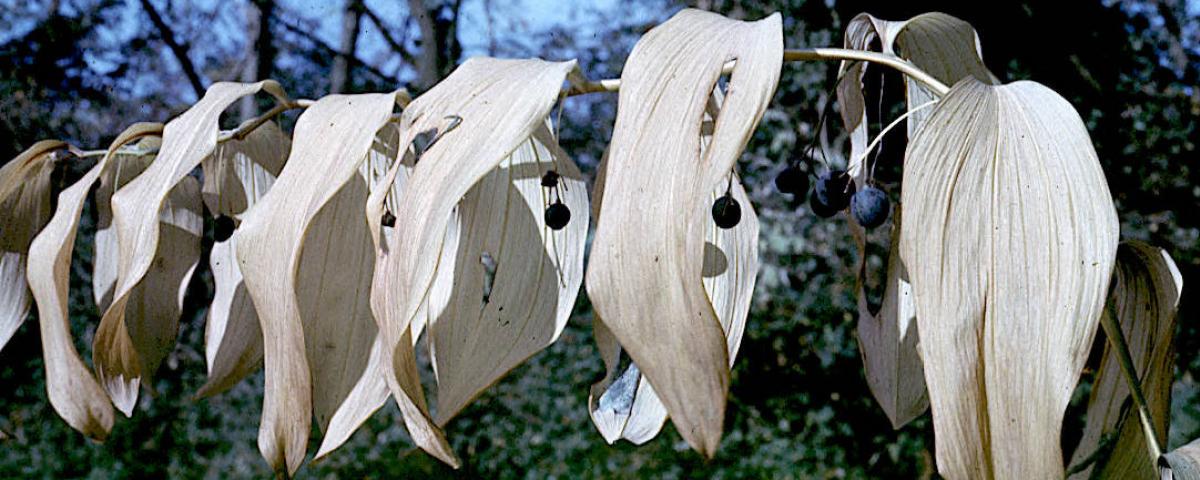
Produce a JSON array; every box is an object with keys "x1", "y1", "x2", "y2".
[{"x1": 771, "y1": 87, "x2": 892, "y2": 229}]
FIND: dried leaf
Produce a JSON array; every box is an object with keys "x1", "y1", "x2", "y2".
[
  {"x1": 201, "y1": 121, "x2": 289, "y2": 216},
  {"x1": 195, "y1": 238, "x2": 262, "y2": 398},
  {"x1": 0, "y1": 140, "x2": 68, "y2": 353},
  {"x1": 24, "y1": 123, "x2": 163, "y2": 441},
  {"x1": 195, "y1": 122, "x2": 290, "y2": 398},
  {"x1": 585, "y1": 9, "x2": 780, "y2": 456},
  {"x1": 850, "y1": 209, "x2": 926, "y2": 429},
  {"x1": 899, "y1": 78, "x2": 1119, "y2": 478},
  {"x1": 0, "y1": 140, "x2": 66, "y2": 253},
  {"x1": 427, "y1": 122, "x2": 588, "y2": 424},
  {"x1": 370, "y1": 57, "x2": 575, "y2": 468},
  {"x1": 588, "y1": 177, "x2": 758, "y2": 445},
  {"x1": 235, "y1": 91, "x2": 403, "y2": 475},
  {"x1": 92, "y1": 163, "x2": 202, "y2": 415},
  {"x1": 835, "y1": 14, "x2": 1000, "y2": 428},
  {"x1": 91, "y1": 146, "x2": 149, "y2": 312},
  {"x1": 1162, "y1": 438, "x2": 1200, "y2": 480},
  {"x1": 588, "y1": 89, "x2": 758, "y2": 445},
  {"x1": 0, "y1": 252, "x2": 29, "y2": 353},
  {"x1": 1068, "y1": 241, "x2": 1181, "y2": 479},
  {"x1": 94, "y1": 81, "x2": 287, "y2": 413},
  {"x1": 314, "y1": 123, "x2": 416, "y2": 459}
]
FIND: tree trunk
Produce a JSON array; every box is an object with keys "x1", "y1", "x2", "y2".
[
  {"x1": 407, "y1": 0, "x2": 462, "y2": 91},
  {"x1": 329, "y1": 0, "x2": 362, "y2": 94},
  {"x1": 240, "y1": 0, "x2": 277, "y2": 121}
]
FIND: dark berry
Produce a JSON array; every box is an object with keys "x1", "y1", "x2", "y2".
[
  {"x1": 545, "y1": 201, "x2": 570, "y2": 230},
  {"x1": 774, "y1": 166, "x2": 809, "y2": 197},
  {"x1": 851, "y1": 186, "x2": 890, "y2": 228},
  {"x1": 381, "y1": 211, "x2": 396, "y2": 228},
  {"x1": 213, "y1": 215, "x2": 236, "y2": 242},
  {"x1": 541, "y1": 170, "x2": 560, "y2": 188},
  {"x1": 809, "y1": 189, "x2": 840, "y2": 218},
  {"x1": 815, "y1": 170, "x2": 856, "y2": 211},
  {"x1": 711, "y1": 193, "x2": 741, "y2": 229}
]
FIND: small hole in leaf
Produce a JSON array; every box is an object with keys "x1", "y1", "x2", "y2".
[{"x1": 480, "y1": 251, "x2": 497, "y2": 304}]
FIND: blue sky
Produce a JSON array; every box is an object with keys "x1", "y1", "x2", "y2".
[{"x1": 295, "y1": 0, "x2": 654, "y2": 60}]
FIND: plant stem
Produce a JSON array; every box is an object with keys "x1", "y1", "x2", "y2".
[
  {"x1": 1099, "y1": 303, "x2": 1163, "y2": 460},
  {"x1": 564, "y1": 48, "x2": 951, "y2": 97},
  {"x1": 851, "y1": 99, "x2": 937, "y2": 167},
  {"x1": 75, "y1": 99, "x2": 315, "y2": 159},
  {"x1": 218, "y1": 101, "x2": 297, "y2": 142},
  {"x1": 784, "y1": 48, "x2": 950, "y2": 96},
  {"x1": 78, "y1": 47, "x2": 949, "y2": 158}
]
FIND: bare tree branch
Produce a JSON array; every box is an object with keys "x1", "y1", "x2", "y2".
[
  {"x1": 361, "y1": 3, "x2": 416, "y2": 66},
  {"x1": 272, "y1": 12, "x2": 400, "y2": 86},
  {"x1": 138, "y1": 0, "x2": 206, "y2": 98}
]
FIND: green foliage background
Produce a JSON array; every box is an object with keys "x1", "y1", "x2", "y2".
[{"x1": 0, "y1": 0, "x2": 1196, "y2": 478}]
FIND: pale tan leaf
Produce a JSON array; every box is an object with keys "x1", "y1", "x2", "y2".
[
  {"x1": 0, "y1": 140, "x2": 66, "y2": 253},
  {"x1": 0, "y1": 252, "x2": 30, "y2": 353},
  {"x1": 194, "y1": 238, "x2": 262, "y2": 398},
  {"x1": 838, "y1": 12, "x2": 997, "y2": 184},
  {"x1": 588, "y1": 90, "x2": 758, "y2": 445},
  {"x1": 899, "y1": 79, "x2": 1119, "y2": 478},
  {"x1": 91, "y1": 141, "x2": 154, "y2": 311},
  {"x1": 588, "y1": 180, "x2": 757, "y2": 445},
  {"x1": 834, "y1": 15, "x2": 997, "y2": 428},
  {"x1": 315, "y1": 334, "x2": 391, "y2": 459},
  {"x1": 201, "y1": 121, "x2": 289, "y2": 217},
  {"x1": 24, "y1": 123, "x2": 163, "y2": 441},
  {"x1": 0, "y1": 141, "x2": 68, "y2": 353},
  {"x1": 850, "y1": 209, "x2": 926, "y2": 429},
  {"x1": 195, "y1": 122, "x2": 290, "y2": 398},
  {"x1": 235, "y1": 91, "x2": 402, "y2": 475},
  {"x1": 1068, "y1": 241, "x2": 1182, "y2": 479},
  {"x1": 129, "y1": 177, "x2": 202, "y2": 379},
  {"x1": 27, "y1": 164, "x2": 115, "y2": 440},
  {"x1": 367, "y1": 57, "x2": 574, "y2": 469},
  {"x1": 584, "y1": 9, "x2": 780, "y2": 456},
  {"x1": 313, "y1": 123, "x2": 418, "y2": 459},
  {"x1": 1162, "y1": 438, "x2": 1200, "y2": 480},
  {"x1": 427, "y1": 122, "x2": 588, "y2": 424},
  {"x1": 92, "y1": 171, "x2": 202, "y2": 415},
  {"x1": 298, "y1": 174, "x2": 377, "y2": 432},
  {"x1": 94, "y1": 81, "x2": 287, "y2": 413}
]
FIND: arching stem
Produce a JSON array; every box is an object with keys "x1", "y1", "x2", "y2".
[
  {"x1": 79, "y1": 48, "x2": 950, "y2": 159},
  {"x1": 565, "y1": 48, "x2": 950, "y2": 97}
]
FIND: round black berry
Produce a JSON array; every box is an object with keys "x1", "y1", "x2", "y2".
[
  {"x1": 213, "y1": 215, "x2": 236, "y2": 242},
  {"x1": 545, "y1": 201, "x2": 570, "y2": 230},
  {"x1": 815, "y1": 170, "x2": 856, "y2": 211},
  {"x1": 851, "y1": 186, "x2": 890, "y2": 228},
  {"x1": 809, "y1": 189, "x2": 840, "y2": 218},
  {"x1": 774, "y1": 166, "x2": 809, "y2": 197},
  {"x1": 711, "y1": 194, "x2": 741, "y2": 229},
  {"x1": 381, "y1": 211, "x2": 396, "y2": 228},
  {"x1": 541, "y1": 170, "x2": 560, "y2": 188}
]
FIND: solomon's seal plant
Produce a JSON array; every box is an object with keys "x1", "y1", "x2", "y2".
[{"x1": 0, "y1": 7, "x2": 1188, "y2": 479}]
